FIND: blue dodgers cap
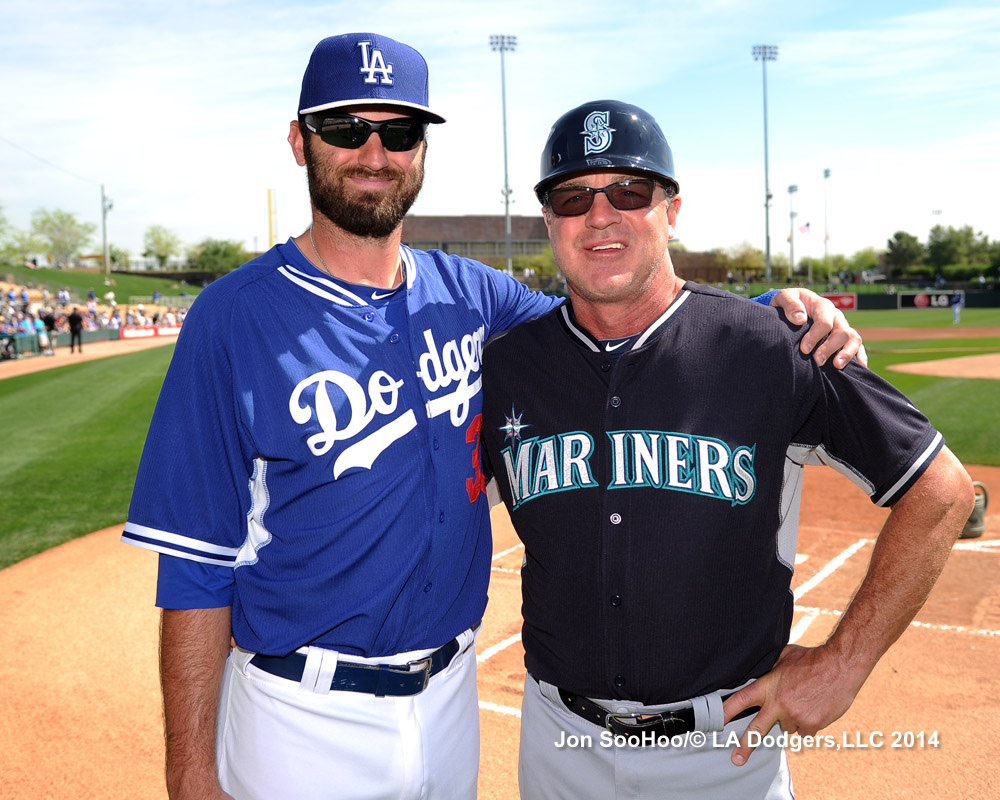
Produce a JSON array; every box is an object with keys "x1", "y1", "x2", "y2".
[{"x1": 298, "y1": 32, "x2": 446, "y2": 123}]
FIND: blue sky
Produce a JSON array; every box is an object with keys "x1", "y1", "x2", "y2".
[{"x1": 1, "y1": 0, "x2": 998, "y2": 266}]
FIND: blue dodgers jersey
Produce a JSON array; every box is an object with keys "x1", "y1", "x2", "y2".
[{"x1": 122, "y1": 240, "x2": 559, "y2": 657}]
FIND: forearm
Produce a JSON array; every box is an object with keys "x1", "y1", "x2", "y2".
[
  {"x1": 724, "y1": 447, "x2": 973, "y2": 763},
  {"x1": 824, "y1": 447, "x2": 974, "y2": 679},
  {"x1": 160, "y1": 606, "x2": 233, "y2": 800}
]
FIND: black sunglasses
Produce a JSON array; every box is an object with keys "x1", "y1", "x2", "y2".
[
  {"x1": 302, "y1": 113, "x2": 427, "y2": 152},
  {"x1": 545, "y1": 179, "x2": 660, "y2": 217}
]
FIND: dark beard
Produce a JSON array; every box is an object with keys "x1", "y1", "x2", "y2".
[{"x1": 302, "y1": 133, "x2": 425, "y2": 240}]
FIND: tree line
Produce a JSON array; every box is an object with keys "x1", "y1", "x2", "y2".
[
  {"x1": 3, "y1": 204, "x2": 998, "y2": 286},
  {"x1": 0, "y1": 205, "x2": 248, "y2": 275},
  {"x1": 714, "y1": 225, "x2": 999, "y2": 284}
]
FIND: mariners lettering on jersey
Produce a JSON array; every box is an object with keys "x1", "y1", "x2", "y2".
[
  {"x1": 418, "y1": 326, "x2": 485, "y2": 426},
  {"x1": 357, "y1": 41, "x2": 393, "y2": 84},
  {"x1": 289, "y1": 369, "x2": 416, "y2": 479},
  {"x1": 581, "y1": 111, "x2": 615, "y2": 156},
  {"x1": 607, "y1": 431, "x2": 757, "y2": 505},
  {"x1": 501, "y1": 427, "x2": 757, "y2": 510},
  {"x1": 502, "y1": 433, "x2": 599, "y2": 509}
]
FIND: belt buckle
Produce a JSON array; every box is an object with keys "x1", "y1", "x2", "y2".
[
  {"x1": 604, "y1": 709, "x2": 644, "y2": 734},
  {"x1": 605, "y1": 710, "x2": 683, "y2": 739},
  {"x1": 405, "y1": 655, "x2": 433, "y2": 691}
]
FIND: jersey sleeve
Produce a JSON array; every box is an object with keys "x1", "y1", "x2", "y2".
[
  {"x1": 156, "y1": 553, "x2": 235, "y2": 609},
  {"x1": 750, "y1": 289, "x2": 778, "y2": 306},
  {"x1": 122, "y1": 290, "x2": 253, "y2": 572},
  {"x1": 788, "y1": 359, "x2": 943, "y2": 507},
  {"x1": 480, "y1": 266, "x2": 563, "y2": 337}
]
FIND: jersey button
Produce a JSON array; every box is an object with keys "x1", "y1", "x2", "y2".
[
  {"x1": 610, "y1": 513, "x2": 622, "y2": 525},
  {"x1": 600, "y1": 361, "x2": 612, "y2": 372},
  {"x1": 614, "y1": 675, "x2": 626, "y2": 688},
  {"x1": 610, "y1": 396, "x2": 621, "y2": 408},
  {"x1": 364, "y1": 311, "x2": 375, "y2": 322},
  {"x1": 439, "y1": 512, "x2": 446, "y2": 523},
  {"x1": 610, "y1": 594, "x2": 622, "y2": 606},
  {"x1": 389, "y1": 332, "x2": 400, "y2": 343},
  {"x1": 433, "y1": 437, "x2": 440, "y2": 451}
]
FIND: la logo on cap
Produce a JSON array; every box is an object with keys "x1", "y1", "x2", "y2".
[{"x1": 358, "y1": 41, "x2": 393, "y2": 85}]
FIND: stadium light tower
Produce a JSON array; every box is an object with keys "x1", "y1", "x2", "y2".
[
  {"x1": 788, "y1": 184, "x2": 798, "y2": 281},
  {"x1": 752, "y1": 44, "x2": 778, "y2": 281},
  {"x1": 490, "y1": 34, "x2": 517, "y2": 275},
  {"x1": 823, "y1": 168, "x2": 831, "y2": 267},
  {"x1": 101, "y1": 184, "x2": 113, "y2": 279}
]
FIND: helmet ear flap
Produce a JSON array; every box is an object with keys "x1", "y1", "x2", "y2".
[{"x1": 535, "y1": 100, "x2": 678, "y2": 202}]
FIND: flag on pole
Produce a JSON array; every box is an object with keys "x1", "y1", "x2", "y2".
[{"x1": 799, "y1": 222, "x2": 811, "y2": 233}]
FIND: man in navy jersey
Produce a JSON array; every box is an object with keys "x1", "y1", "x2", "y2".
[
  {"x1": 123, "y1": 36, "x2": 866, "y2": 800},
  {"x1": 479, "y1": 100, "x2": 974, "y2": 800}
]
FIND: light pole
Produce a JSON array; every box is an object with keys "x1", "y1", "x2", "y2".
[
  {"x1": 788, "y1": 184, "x2": 798, "y2": 282},
  {"x1": 490, "y1": 34, "x2": 517, "y2": 275},
  {"x1": 752, "y1": 44, "x2": 777, "y2": 281},
  {"x1": 823, "y1": 168, "x2": 831, "y2": 268},
  {"x1": 101, "y1": 183, "x2": 113, "y2": 279}
]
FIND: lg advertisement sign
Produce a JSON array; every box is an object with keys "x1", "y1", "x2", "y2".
[{"x1": 899, "y1": 291, "x2": 964, "y2": 310}]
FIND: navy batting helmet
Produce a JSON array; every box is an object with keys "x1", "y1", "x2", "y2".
[{"x1": 534, "y1": 100, "x2": 678, "y2": 202}]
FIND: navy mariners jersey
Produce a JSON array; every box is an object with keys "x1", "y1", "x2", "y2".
[
  {"x1": 480, "y1": 282, "x2": 942, "y2": 705},
  {"x1": 122, "y1": 240, "x2": 558, "y2": 657}
]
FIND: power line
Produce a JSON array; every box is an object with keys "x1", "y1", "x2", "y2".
[{"x1": 0, "y1": 133, "x2": 97, "y2": 186}]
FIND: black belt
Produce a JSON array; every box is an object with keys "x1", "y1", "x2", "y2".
[
  {"x1": 250, "y1": 638, "x2": 461, "y2": 697},
  {"x1": 558, "y1": 687, "x2": 760, "y2": 743}
]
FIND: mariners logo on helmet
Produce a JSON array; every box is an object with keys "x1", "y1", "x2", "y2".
[{"x1": 581, "y1": 111, "x2": 615, "y2": 155}]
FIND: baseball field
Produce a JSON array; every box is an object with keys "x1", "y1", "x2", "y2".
[{"x1": 0, "y1": 307, "x2": 997, "y2": 799}]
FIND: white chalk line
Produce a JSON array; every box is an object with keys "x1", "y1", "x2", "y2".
[
  {"x1": 478, "y1": 699, "x2": 522, "y2": 717},
  {"x1": 793, "y1": 538, "x2": 870, "y2": 601},
  {"x1": 793, "y1": 604, "x2": 1000, "y2": 638},
  {"x1": 953, "y1": 538, "x2": 1000, "y2": 552},
  {"x1": 492, "y1": 543, "x2": 524, "y2": 561},
  {"x1": 477, "y1": 631, "x2": 522, "y2": 664},
  {"x1": 788, "y1": 609, "x2": 820, "y2": 644}
]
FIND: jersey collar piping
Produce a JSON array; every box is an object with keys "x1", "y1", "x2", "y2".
[{"x1": 558, "y1": 289, "x2": 692, "y2": 353}]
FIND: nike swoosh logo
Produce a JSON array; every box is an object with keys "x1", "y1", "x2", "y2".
[
  {"x1": 604, "y1": 341, "x2": 628, "y2": 352},
  {"x1": 371, "y1": 290, "x2": 395, "y2": 300}
]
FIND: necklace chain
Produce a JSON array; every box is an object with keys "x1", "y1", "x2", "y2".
[{"x1": 308, "y1": 226, "x2": 403, "y2": 288}]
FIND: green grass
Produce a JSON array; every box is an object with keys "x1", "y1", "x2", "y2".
[
  {"x1": 847, "y1": 307, "x2": 1000, "y2": 328},
  {"x1": 0, "y1": 304, "x2": 998, "y2": 570},
  {"x1": 0, "y1": 346, "x2": 174, "y2": 569},
  {"x1": 840, "y1": 308, "x2": 1000, "y2": 464},
  {"x1": 1, "y1": 262, "x2": 202, "y2": 304}
]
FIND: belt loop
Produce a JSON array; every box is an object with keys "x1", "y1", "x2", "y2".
[
  {"x1": 691, "y1": 691, "x2": 725, "y2": 732},
  {"x1": 300, "y1": 647, "x2": 338, "y2": 694}
]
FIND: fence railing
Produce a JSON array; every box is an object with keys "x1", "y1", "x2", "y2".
[{"x1": 127, "y1": 295, "x2": 197, "y2": 309}]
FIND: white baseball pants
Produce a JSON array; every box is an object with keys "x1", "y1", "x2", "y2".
[{"x1": 216, "y1": 628, "x2": 480, "y2": 800}]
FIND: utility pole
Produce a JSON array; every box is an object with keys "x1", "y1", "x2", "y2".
[
  {"x1": 490, "y1": 34, "x2": 517, "y2": 275},
  {"x1": 752, "y1": 45, "x2": 778, "y2": 281}
]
